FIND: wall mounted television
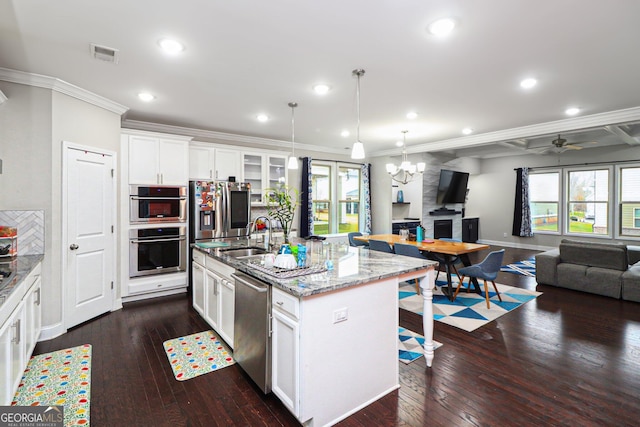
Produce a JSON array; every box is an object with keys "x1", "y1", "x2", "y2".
[{"x1": 435, "y1": 169, "x2": 469, "y2": 205}]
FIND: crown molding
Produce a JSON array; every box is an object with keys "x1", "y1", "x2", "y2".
[
  {"x1": 121, "y1": 119, "x2": 349, "y2": 155},
  {"x1": 372, "y1": 106, "x2": 640, "y2": 157},
  {"x1": 0, "y1": 89, "x2": 7, "y2": 104},
  {"x1": 0, "y1": 67, "x2": 128, "y2": 115}
]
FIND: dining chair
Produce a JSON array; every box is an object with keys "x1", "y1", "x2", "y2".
[
  {"x1": 453, "y1": 249, "x2": 505, "y2": 309},
  {"x1": 393, "y1": 243, "x2": 429, "y2": 295},
  {"x1": 348, "y1": 232, "x2": 368, "y2": 247},
  {"x1": 369, "y1": 239, "x2": 394, "y2": 253}
]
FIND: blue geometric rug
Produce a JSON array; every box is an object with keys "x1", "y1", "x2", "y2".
[
  {"x1": 500, "y1": 257, "x2": 536, "y2": 277},
  {"x1": 399, "y1": 279, "x2": 541, "y2": 332},
  {"x1": 398, "y1": 327, "x2": 442, "y2": 364}
]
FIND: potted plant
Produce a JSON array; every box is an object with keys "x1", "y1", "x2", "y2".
[{"x1": 265, "y1": 185, "x2": 299, "y2": 244}]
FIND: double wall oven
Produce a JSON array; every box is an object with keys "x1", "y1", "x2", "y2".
[{"x1": 129, "y1": 185, "x2": 188, "y2": 278}]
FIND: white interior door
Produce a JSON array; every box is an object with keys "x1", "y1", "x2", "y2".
[{"x1": 65, "y1": 145, "x2": 115, "y2": 329}]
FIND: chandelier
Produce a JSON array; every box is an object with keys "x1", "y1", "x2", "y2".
[{"x1": 385, "y1": 130, "x2": 426, "y2": 184}]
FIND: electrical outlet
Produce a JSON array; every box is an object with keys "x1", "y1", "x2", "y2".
[
  {"x1": 333, "y1": 307, "x2": 348, "y2": 323},
  {"x1": 503, "y1": 232, "x2": 508, "y2": 237}
]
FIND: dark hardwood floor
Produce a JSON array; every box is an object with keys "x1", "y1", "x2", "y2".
[{"x1": 34, "y1": 246, "x2": 640, "y2": 426}]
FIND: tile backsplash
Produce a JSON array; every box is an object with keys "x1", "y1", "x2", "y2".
[{"x1": 0, "y1": 210, "x2": 45, "y2": 255}]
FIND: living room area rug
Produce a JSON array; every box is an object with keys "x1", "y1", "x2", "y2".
[
  {"x1": 398, "y1": 327, "x2": 442, "y2": 364},
  {"x1": 163, "y1": 330, "x2": 235, "y2": 381},
  {"x1": 500, "y1": 257, "x2": 536, "y2": 277},
  {"x1": 399, "y1": 279, "x2": 542, "y2": 332},
  {"x1": 12, "y1": 344, "x2": 92, "y2": 427}
]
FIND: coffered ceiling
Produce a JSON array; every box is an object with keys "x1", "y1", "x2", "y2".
[{"x1": 2, "y1": 0, "x2": 640, "y2": 158}]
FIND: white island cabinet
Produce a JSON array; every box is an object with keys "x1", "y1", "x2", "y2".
[
  {"x1": 271, "y1": 276, "x2": 408, "y2": 427},
  {"x1": 191, "y1": 250, "x2": 235, "y2": 349}
]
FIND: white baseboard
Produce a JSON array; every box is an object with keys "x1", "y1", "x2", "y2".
[
  {"x1": 478, "y1": 239, "x2": 556, "y2": 252},
  {"x1": 38, "y1": 322, "x2": 66, "y2": 342},
  {"x1": 122, "y1": 287, "x2": 186, "y2": 303}
]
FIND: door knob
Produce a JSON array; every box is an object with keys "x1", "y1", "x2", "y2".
[{"x1": 70, "y1": 243, "x2": 79, "y2": 250}]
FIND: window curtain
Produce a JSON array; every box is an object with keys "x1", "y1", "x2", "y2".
[
  {"x1": 361, "y1": 163, "x2": 372, "y2": 234},
  {"x1": 299, "y1": 157, "x2": 313, "y2": 238},
  {"x1": 512, "y1": 167, "x2": 533, "y2": 237}
]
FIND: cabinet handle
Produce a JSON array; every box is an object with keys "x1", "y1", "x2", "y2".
[
  {"x1": 36, "y1": 288, "x2": 41, "y2": 305},
  {"x1": 210, "y1": 169, "x2": 213, "y2": 179},
  {"x1": 12, "y1": 319, "x2": 21, "y2": 345},
  {"x1": 157, "y1": 173, "x2": 160, "y2": 184},
  {"x1": 276, "y1": 301, "x2": 284, "y2": 306},
  {"x1": 194, "y1": 265, "x2": 201, "y2": 271}
]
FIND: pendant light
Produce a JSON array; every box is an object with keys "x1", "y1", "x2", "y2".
[
  {"x1": 351, "y1": 69, "x2": 366, "y2": 160},
  {"x1": 287, "y1": 102, "x2": 298, "y2": 169}
]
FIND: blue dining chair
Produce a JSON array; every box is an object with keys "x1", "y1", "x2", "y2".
[
  {"x1": 348, "y1": 232, "x2": 368, "y2": 247},
  {"x1": 454, "y1": 249, "x2": 505, "y2": 309},
  {"x1": 394, "y1": 243, "x2": 428, "y2": 295},
  {"x1": 369, "y1": 239, "x2": 394, "y2": 253}
]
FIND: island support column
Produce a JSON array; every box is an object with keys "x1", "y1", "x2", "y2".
[{"x1": 419, "y1": 269, "x2": 435, "y2": 367}]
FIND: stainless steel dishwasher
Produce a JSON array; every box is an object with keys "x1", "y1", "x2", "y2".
[{"x1": 232, "y1": 272, "x2": 271, "y2": 393}]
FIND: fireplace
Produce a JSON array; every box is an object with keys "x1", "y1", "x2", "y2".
[{"x1": 434, "y1": 219, "x2": 453, "y2": 239}]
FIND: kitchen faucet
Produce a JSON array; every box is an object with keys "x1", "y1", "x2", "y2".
[{"x1": 249, "y1": 216, "x2": 273, "y2": 250}]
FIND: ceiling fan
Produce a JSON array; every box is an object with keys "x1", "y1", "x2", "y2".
[{"x1": 531, "y1": 134, "x2": 598, "y2": 154}]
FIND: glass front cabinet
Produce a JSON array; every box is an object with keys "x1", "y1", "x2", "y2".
[{"x1": 242, "y1": 152, "x2": 287, "y2": 205}]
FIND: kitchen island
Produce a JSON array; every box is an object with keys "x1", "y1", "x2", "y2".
[{"x1": 193, "y1": 240, "x2": 437, "y2": 427}]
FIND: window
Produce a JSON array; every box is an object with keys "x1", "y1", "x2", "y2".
[
  {"x1": 567, "y1": 168, "x2": 609, "y2": 236},
  {"x1": 529, "y1": 171, "x2": 560, "y2": 233},
  {"x1": 311, "y1": 161, "x2": 362, "y2": 235},
  {"x1": 620, "y1": 166, "x2": 640, "y2": 237}
]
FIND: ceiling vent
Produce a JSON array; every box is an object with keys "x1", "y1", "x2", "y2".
[{"x1": 90, "y1": 43, "x2": 119, "y2": 64}]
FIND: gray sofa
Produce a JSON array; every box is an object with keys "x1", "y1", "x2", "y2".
[{"x1": 536, "y1": 239, "x2": 640, "y2": 302}]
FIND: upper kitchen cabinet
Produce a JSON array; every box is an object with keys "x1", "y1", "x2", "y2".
[
  {"x1": 242, "y1": 152, "x2": 287, "y2": 205},
  {"x1": 124, "y1": 130, "x2": 191, "y2": 185},
  {"x1": 189, "y1": 142, "x2": 241, "y2": 181}
]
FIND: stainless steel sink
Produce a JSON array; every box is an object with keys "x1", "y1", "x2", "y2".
[{"x1": 218, "y1": 247, "x2": 270, "y2": 258}]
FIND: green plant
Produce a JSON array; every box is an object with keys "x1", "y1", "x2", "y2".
[{"x1": 265, "y1": 185, "x2": 300, "y2": 243}]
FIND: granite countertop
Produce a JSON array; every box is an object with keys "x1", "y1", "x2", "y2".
[
  {"x1": 193, "y1": 239, "x2": 437, "y2": 298},
  {"x1": 0, "y1": 254, "x2": 44, "y2": 324}
]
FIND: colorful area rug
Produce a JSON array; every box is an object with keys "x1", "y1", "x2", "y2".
[
  {"x1": 500, "y1": 257, "x2": 536, "y2": 277},
  {"x1": 163, "y1": 330, "x2": 234, "y2": 381},
  {"x1": 398, "y1": 327, "x2": 442, "y2": 364},
  {"x1": 399, "y1": 279, "x2": 542, "y2": 332},
  {"x1": 12, "y1": 344, "x2": 91, "y2": 427}
]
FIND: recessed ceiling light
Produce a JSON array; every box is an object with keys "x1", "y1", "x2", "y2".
[
  {"x1": 341, "y1": 130, "x2": 350, "y2": 137},
  {"x1": 395, "y1": 140, "x2": 404, "y2": 147},
  {"x1": 313, "y1": 84, "x2": 331, "y2": 95},
  {"x1": 406, "y1": 112, "x2": 418, "y2": 119},
  {"x1": 428, "y1": 18, "x2": 456, "y2": 37},
  {"x1": 462, "y1": 127, "x2": 473, "y2": 135},
  {"x1": 520, "y1": 78, "x2": 537, "y2": 89},
  {"x1": 256, "y1": 114, "x2": 269, "y2": 122},
  {"x1": 159, "y1": 38, "x2": 184, "y2": 54},
  {"x1": 565, "y1": 107, "x2": 580, "y2": 116},
  {"x1": 138, "y1": 92, "x2": 155, "y2": 102}
]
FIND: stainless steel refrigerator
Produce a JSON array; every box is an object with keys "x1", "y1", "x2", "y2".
[{"x1": 188, "y1": 180, "x2": 251, "y2": 243}]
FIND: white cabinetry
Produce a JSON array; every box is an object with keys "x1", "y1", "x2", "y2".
[
  {"x1": 270, "y1": 277, "x2": 399, "y2": 426},
  {"x1": 204, "y1": 268, "x2": 221, "y2": 331},
  {"x1": 271, "y1": 287, "x2": 300, "y2": 417},
  {"x1": 191, "y1": 251, "x2": 235, "y2": 349},
  {"x1": 192, "y1": 251, "x2": 206, "y2": 315},
  {"x1": 242, "y1": 152, "x2": 287, "y2": 205},
  {"x1": 189, "y1": 143, "x2": 241, "y2": 181},
  {"x1": 0, "y1": 262, "x2": 43, "y2": 406},
  {"x1": 124, "y1": 131, "x2": 191, "y2": 185}
]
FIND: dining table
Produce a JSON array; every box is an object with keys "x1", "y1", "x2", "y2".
[{"x1": 353, "y1": 234, "x2": 490, "y2": 300}]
